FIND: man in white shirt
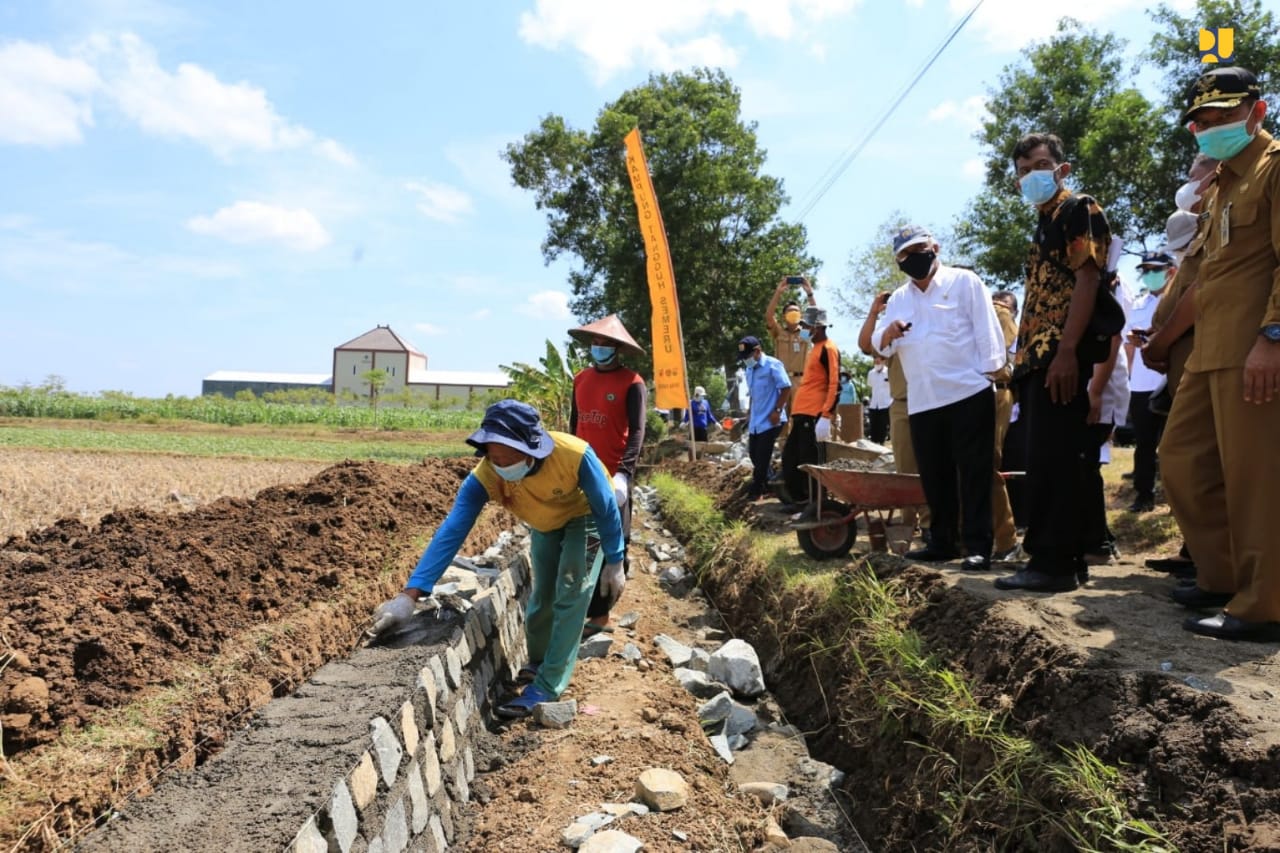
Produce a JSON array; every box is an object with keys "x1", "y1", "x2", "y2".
[
  {"x1": 1124, "y1": 250, "x2": 1175, "y2": 513},
  {"x1": 874, "y1": 226, "x2": 1007, "y2": 570},
  {"x1": 866, "y1": 357, "x2": 892, "y2": 444}
]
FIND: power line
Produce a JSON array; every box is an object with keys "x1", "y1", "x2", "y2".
[{"x1": 792, "y1": 0, "x2": 985, "y2": 222}]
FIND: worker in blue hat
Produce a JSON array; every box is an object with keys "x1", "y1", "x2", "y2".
[{"x1": 369, "y1": 399, "x2": 625, "y2": 717}]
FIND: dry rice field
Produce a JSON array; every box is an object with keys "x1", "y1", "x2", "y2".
[{"x1": 0, "y1": 449, "x2": 329, "y2": 541}]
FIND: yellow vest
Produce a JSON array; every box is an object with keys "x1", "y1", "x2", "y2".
[{"x1": 472, "y1": 431, "x2": 594, "y2": 532}]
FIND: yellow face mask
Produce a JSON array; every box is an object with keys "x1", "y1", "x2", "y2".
[{"x1": 783, "y1": 310, "x2": 801, "y2": 325}]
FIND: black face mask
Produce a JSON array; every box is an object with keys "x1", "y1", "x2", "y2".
[{"x1": 897, "y1": 250, "x2": 936, "y2": 281}]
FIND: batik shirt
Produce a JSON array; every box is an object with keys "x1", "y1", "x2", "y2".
[{"x1": 1014, "y1": 187, "x2": 1111, "y2": 379}]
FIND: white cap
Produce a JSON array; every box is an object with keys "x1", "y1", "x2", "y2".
[
  {"x1": 1165, "y1": 210, "x2": 1198, "y2": 252},
  {"x1": 694, "y1": 386, "x2": 706, "y2": 398}
]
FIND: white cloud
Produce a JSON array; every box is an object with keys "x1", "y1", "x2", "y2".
[
  {"x1": 315, "y1": 138, "x2": 357, "y2": 167},
  {"x1": 413, "y1": 322, "x2": 446, "y2": 336},
  {"x1": 0, "y1": 41, "x2": 100, "y2": 145},
  {"x1": 518, "y1": 0, "x2": 861, "y2": 83},
  {"x1": 406, "y1": 181, "x2": 474, "y2": 223},
  {"x1": 518, "y1": 290, "x2": 572, "y2": 320},
  {"x1": 927, "y1": 95, "x2": 988, "y2": 132},
  {"x1": 960, "y1": 157, "x2": 985, "y2": 180},
  {"x1": 186, "y1": 201, "x2": 330, "y2": 252},
  {"x1": 947, "y1": 0, "x2": 1151, "y2": 49},
  {"x1": 471, "y1": 308, "x2": 492, "y2": 320}
]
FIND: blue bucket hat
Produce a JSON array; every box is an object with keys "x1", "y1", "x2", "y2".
[{"x1": 465, "y1": 399, "x2": 554, "y2": 459}]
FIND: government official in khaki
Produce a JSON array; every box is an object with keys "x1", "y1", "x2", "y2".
[
  {"x1": 1160, "y1": 67, "x2": 1280, "y2": 642},
  {"x1": 766, "y1": 276, "x2": 817, "y2": 431},
  {"x1": 990, "y1": 291, "x2": 1019, "y2": 560}
]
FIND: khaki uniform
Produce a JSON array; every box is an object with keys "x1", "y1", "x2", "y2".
[
  {"x1": 888, "y1": 355, "x2": 930, "y2": 529},
  {"x1": 991, "y1": 303, "x2": 1018, "y2": 552},
  {"x1": 1152, "y1": 249, "x2": 1204, "y2": 399},
  {"x1": 1160, "y1": 129, "x2": 1280, "y2": 622},
  {"x1": 771, "y1": 325, "x2": 810, "y2": 431}
]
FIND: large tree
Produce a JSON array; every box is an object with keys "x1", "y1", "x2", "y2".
[
  {"x1": 952, "y1": 20, "x2": 1168, "y2": 287},
  {"x1": 833, "y1": 210, "x2": 911, "y2": 324},
  {"x1": 504, "y1": 68, "x2": 817, "y2": 382}
]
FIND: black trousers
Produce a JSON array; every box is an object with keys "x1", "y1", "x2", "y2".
[
  {"x1": 781, "y1": 414, "x2": 821, "y2": 504},
  {"x1": 693, "y1": 425, "x2": 709, "y2": 442},
  {"x1": 1017, "y1": 368, "x2": 1091, "y2": 574},
  {"x1": 748, "y1": 425, "x2": 783, "y2": 498},
  {"x1": 867, "y1": 407, "x2": 890, "y2": 445},
  {"x1": 1127, "y1": 390, "x2": 1166, "y2": 499},
  {"x1": 1083, "y1": 423, "x2": 1116, "y2": 553},
  {"x1": 907, "y1": 387, "x2": 995, "y2": 557}
]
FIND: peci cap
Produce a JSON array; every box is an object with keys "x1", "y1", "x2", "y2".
[
  {"x1": 568, "y1": 314, "x2": 645, "y2": 358},
  {"x1": 891, "y1": 224, "x2": 934, "y2": 256},
  {"x1": 465, "y1": 399, "x2": 555, "y2": 459},
  {"x1": 1138, "y1": 250, "x2": 1176, "y2": 270},
  {"x1": 801, "y1": 306, "x2": 828, "y2": 327},
  {"x1": 1165, "y1": 210, "x2": 1199, "y2": 252},
  {"x1": 1181, "y1": 66, "x2": 1262, "y2": 123}
]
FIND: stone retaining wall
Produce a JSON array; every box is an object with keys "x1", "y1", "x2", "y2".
[{"x1": 288, "y1": 544, "x2": 531, "y2": 853}]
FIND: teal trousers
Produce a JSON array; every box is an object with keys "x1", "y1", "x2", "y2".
[{"x1": 526, "y1": 515, "x2": 603, "y2": 697}]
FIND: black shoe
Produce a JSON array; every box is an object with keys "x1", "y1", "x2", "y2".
[
  {"x1": 1128, "y1": 496, "x2": 1155, "y2": 513},
  {"x1": 1183, "y1": 612, "x2": 1280, "y2": 643},
  {"x1": 1145, "y1": 557, "x2": 1196, "y2": 579},
  {"x1": 1170, "y1": 585, "x2": 1233, "y2": 610},
  {"x1": 1121, "y1": 472, "x2": 1135, "y2": 481},
  {"x1": 960, "y1": 555, "x2": 991, "y2": 571},
  {"x1": 904, "y1": 547, "x2": 959, "y2": 563},
  {"x1": 1077, "y1": 565, "x2": 1090, "y2": 585},
  {"x1": 994, "y1": 569, "x2": 1077, "y2": 593}
]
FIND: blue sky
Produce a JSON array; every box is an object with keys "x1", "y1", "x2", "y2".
[{"x1": 0, "y1": 0, "x2": 1195, "y2": 397}]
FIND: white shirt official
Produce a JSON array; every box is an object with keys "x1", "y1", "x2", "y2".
[
  {"x1": 873, "y1": 264, "x2": 1006, "y2": 416},
  {"x1": 1124, "y1": 291, "x2": 1163, "y2": 393},
  {"x1": 867, "y1": 365, "x2": 892, "y2": 410},
  {"x1": 1098, "y1": 345, "x2": 1131, "y2": 427}
]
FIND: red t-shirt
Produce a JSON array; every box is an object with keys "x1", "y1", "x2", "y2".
[{"x1": 572, "y1": 366, "x2": 644, "y2": 475}]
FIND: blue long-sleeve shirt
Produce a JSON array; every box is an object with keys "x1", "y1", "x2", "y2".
[
  {"x1": 682, "y1": 399, "x2": 718, "y2": 429},
  {"x1": 406, "y1": 444, "x2": 624, "y2": 592}
]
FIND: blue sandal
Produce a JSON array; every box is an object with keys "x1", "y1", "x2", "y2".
[{"x1": 495, "y1": 684, "x2": 556, "y2": 719}]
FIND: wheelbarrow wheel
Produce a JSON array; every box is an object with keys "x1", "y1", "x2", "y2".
[{"x1": 796, "y1": 509, "x2": 856, "y2": 560}]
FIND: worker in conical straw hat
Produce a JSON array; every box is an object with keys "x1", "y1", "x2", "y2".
[{"x1": 567, "y1": 314, "x2": 647, "y2": 638}]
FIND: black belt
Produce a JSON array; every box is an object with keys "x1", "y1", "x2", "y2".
[
  {"x1": 791, "y1": 372, "x2": 804, "y2": 377},
  {"x1": 994, "y1": 382, "x2": 1010, "y2": 390}
]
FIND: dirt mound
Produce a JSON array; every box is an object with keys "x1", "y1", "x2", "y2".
[{"x1": 0, "y1": 459, "x2": 509, "y2": 756}]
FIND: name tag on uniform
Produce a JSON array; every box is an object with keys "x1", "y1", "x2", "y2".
[
  {"x1": 793, "y1": 342, "x2": 800, "y2": 353},
  {"x1": 1221, "y1": 202, "x2": 1231, "y2": 247}
]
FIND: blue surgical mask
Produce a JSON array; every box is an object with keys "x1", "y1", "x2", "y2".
[
  {"x1": 1140, "y1": 270, "x2": 1167, "y2": 293},
  {"x1": 1019, "y1": 166, "x2": 1061, "y2": 205},
  {"x1": 492, "y1": 458, "x2": 531, "y2": 482},
  {"x1": 798, "y1": 328, "x2": 812, "y2": 342},
  {"x1": 590, "y1": 345, "x2": 617, "y2": 364},
  {"x1": 1194, "y1": 117, "x2": 1255, "y2": 161}
]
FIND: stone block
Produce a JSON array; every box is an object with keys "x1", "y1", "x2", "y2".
[
  {"x1": 421, "y1": 732, "x2": 442, "y2": 798},
  {"x1": 399, "y1": 701, "x2": 419, "y2": 758},
  {"x1": 381, "y1": 796, "x2": 408, "y2": 853},
  {"x1": 329, "y1": 780, "x2": 359, "y2": 853},
  {"x1": 439, "y1": 717, "x2": 457, "y2": 764},
  {"x1": 444, "y1": 647, "x2": 463, "y2": 688},
  {"x1": 349, "y1": 752, "x2": 379, "y2": 810},
  {"x1": 428, "y1": 655, "x2": 450, "y2": 707},
  {"x1": 369, "y1": 717, "x2": 403, "y2": 788},
  {"x1": 428, "y1": 815, "x2": 447, "y2": 853},
  {"x1": 407, "y1": 759, "x2": 429, "y2": 834},
  {"x1": 290, "y1": 816, "x2": 326, "y2": 853}
]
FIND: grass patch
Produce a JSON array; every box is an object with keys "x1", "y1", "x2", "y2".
[
  {"x1": 1108, "y1": 509, "x2": 1180, "y2": 553},
  {"x1": 0, "y1": 425, "x2": 470, "y2": 463},
  {"x1": 650, "y1": 471, "x2": 1174, "y2": 852}
]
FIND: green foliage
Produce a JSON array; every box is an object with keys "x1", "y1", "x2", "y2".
[
  {"x1": 499, "y1": 339, "x2": 588, "y2": 432},
  {"x1": 953, "y1": 21, "x2": 1168, "y2": 286},
  {"x1": 644, "y1": 407, "x2": 668, "y2": 444},
  {"x1": 0, "y1": 385, "x2": 481, "y2": 430},
  {"x1": 360, "y1": 369, "x2": 390, "y2": 418},
  {"x1": 504, "y1": 68, "x2": 818, "y2": 383}
]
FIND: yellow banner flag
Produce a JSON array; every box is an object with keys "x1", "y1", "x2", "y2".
[{"x1": 623, "y1": 127, "x2": 689, "y2": 410}]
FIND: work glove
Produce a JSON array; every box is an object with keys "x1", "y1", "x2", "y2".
[
  {"x1": 611, "y1": 472, "x2": 629, "y2": 508},
  {"x1": 601, "y1": 561, "x2": 626, "y2": 607},
  {"x1": 815, "y1": 416, "x2": 832, "y2": 441},
  {"x1": 370, "y1": 592, "x2": 417, "y2": 637}
]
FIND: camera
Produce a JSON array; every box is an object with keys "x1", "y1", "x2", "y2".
[{"x1": 785, "y1": 275, "x2": 805, "y2": 285}]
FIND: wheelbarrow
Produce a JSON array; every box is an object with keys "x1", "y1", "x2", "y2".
[{"x1": 788, "y1": 464, "x2": 927, "y2": 560}]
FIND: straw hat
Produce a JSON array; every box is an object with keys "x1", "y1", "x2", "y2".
[{"x1": 568, "y1": 314, "x2": 645, "y2": 358}]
